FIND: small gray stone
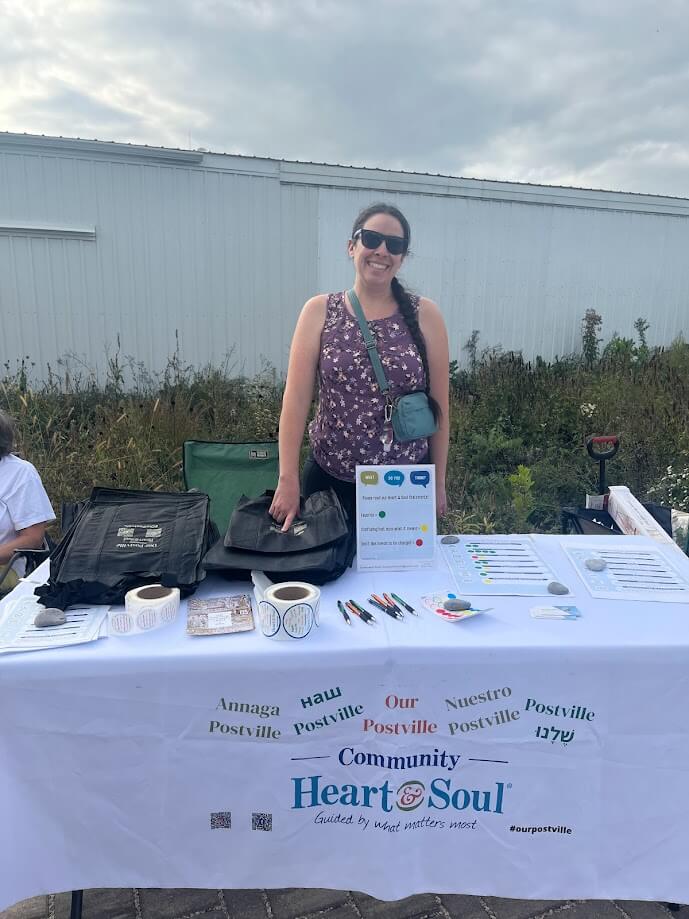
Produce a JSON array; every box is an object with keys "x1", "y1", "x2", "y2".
[
  {"x1": 440, "y1": 535, "x2": 460, "y2": 544},
  {"x1": 585, "y1": 557, "x2": 607, "y2": 571},
  {"x1": 34, "y1": 608, "x2": 67, "y2": 628},
  {"x1": 444, "y1": 598, "x2": 472, "y2": 611},
  {"x1": 547, "y1": 581, "x2": 570, "y2": 595}
]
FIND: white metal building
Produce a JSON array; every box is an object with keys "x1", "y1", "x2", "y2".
[{"x1": 1, "y1": 131, "x2": 688, "y2": 382}]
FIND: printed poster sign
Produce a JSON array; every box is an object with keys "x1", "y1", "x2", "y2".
[{"x1": 355, "y1": 464, "x2": 436, "y2": 570}]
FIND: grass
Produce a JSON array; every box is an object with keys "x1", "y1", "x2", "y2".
[{"x1": 3, "y1": 317, "x2": 689, "y2": 538}]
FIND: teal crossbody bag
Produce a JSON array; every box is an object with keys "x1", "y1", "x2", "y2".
[{"x1": 348, "y1": 289, "x2": 437, "y2": 443}]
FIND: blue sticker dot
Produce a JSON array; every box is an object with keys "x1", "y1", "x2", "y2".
[{"x1": 447, "y1": 593, "x2": 456, "y2": 599}]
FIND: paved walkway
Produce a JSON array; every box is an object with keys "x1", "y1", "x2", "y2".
[{"x1": 0, "y1": 890, "x2": 685, "y2": 919}]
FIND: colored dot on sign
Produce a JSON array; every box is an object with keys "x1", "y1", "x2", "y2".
[
  {"x1": 448, "y1": 593, "x2": 456, "y2": 599},
  {"x1": 378, "y1": 511, "x2": 386, "y2": 518},
  {"x1": 420, "y1": 524, "x2": 428, "y2": 532},
  {"x1": 416, "y1": 539, "x2": 423, "y2": 547}
]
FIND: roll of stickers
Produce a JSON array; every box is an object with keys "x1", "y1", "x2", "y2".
[
  {"x1": 258, "y1": 581, "x2": 320, "y2": 641},
  {"x1": 110, "y1": 584, "x2": 181, "y2": 636}
]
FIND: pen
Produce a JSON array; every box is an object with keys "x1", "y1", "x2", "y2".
[
  {"x1": 383, "y1": 593, "x2": 403, "y2": 615},
  {"x1": 349, "y1": 600, "x2": 377, "y2": 620},
  {"x1": 368, "y1": 597, "x2": 392, "y2": 614},
  {"x1": 372, "y1": 593, "x2": 397, "y2": 613},
  {"x1": 346, "y1": 601, "x2": 375, "y2": 624},
  {"x1": 347, "y1": 600, "x2": 376, "y2": 623},
  {"x1": 391, "y1": 592, "x2": 417, "y2": 615},
  {"x1": 370, "y1": 599, "x2": 402, "y2": 621},
  {"x1": 337, "y1": 600, "x2": 352, "y2": 625}
]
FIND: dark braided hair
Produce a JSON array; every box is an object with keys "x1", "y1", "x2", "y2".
[{"x1": 351, "y1": 203, "x2": 440, "y2": 422}]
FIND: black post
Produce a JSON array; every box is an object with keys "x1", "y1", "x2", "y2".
[{"x1": 70, "y1": 889, "x2": 83, "y2": 919}]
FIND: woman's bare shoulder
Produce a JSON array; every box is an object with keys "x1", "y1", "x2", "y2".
[
  {"x1": 417, "y1": 296, "x2": 448, "y2": 339},
  {"x1": 417, "y1": 295, "x2": 442, "y2": 316},
  {"x1": 297, "y1": 293, "x2": 329, "y2": 323}
]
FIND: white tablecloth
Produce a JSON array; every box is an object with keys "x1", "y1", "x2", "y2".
[{"x1": 2, "y1": 535, "x2": 689, "y2": 908}]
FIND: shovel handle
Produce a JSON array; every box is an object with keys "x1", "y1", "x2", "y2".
[{"x1": 586, "y1": 435, "x2": 620, "y2": 461}]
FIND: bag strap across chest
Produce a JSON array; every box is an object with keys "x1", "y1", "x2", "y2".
[{"x1": 347, "y1": 288, "x2": 391, "y2": 395}]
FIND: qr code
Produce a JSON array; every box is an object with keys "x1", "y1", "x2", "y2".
[
  {"x1": 210, "y1": 811, "x2": 232, "y2": 829},
  {"x1": 252, "y1": 812, "x2": 272, "y2": 832}
]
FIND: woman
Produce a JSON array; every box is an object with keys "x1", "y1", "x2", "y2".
[
  {"x1": 269, "y1": 203, "x2": 450, "y2": 531},
  {"x1": 0, "y1": 410, "x2": 55, "y2": 594}
]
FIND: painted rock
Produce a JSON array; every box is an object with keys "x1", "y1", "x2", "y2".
[
  {"x1": 440, "y1": 535, "x2": 460, "y2": 544},
  {"x1": 547, "y1": 581, "x2": 570, "y2": 595},
  {"x1": 34, "y1": 608, "x2": 67, "y2": 628},
  {"x1": 585, "y1": 558, "x2": 607, "y2": 571},
  {"x1": 444, "y1": 598, "x2": 472, "y2": 611}
]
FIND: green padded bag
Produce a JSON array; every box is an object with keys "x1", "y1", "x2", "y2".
[{"x1": 183, "y1": 440, "x2": 279, "y2": 536}]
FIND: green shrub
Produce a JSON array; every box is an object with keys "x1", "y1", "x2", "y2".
[{"x1": 3, "y1": 311, "x2": 689, "y2": 537}]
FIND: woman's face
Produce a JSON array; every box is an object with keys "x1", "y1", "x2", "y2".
[{"x1": 348, "y1": 212, "x2": 407, "y2": 288}]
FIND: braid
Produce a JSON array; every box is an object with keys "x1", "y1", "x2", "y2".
[{"x1": 391, "y1": 277, "x2": 441, "y2": 422}]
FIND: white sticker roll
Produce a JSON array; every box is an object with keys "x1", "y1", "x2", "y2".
[
  {"x1": 111, "y1": 584, "x2": 181, "y2": 636},
  {"x1": 258, "y1": 581, "x2": 320, "y2": 641}
]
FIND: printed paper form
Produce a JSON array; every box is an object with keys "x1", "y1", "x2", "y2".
[
  {"x1": 564, "y1": 542, "x2": 689, "y2": 602},
  {"x1": 440, "y1": 535, "x2": 564, "y2": 596},
  {"x1": 0, "y1": 593, "x2": 108, "y2": 654}
]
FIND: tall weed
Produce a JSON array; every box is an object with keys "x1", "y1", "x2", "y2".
[{"x1": 3, "y1": 315, "x2": 689, "y2": 536}]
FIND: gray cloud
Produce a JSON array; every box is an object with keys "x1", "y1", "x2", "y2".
[{"x1": 2, "y1": 0, "x2": 689, "y2": 196}]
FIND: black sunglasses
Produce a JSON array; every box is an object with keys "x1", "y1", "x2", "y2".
[{"x1": 353, "y1": 228, "x2": 408, "y2": 256}]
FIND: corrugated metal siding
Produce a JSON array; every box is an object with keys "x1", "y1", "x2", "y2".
[
  {"x1": 0, "y1": 146, "x2": 313, "y2": 379},
  {"x1": 317, "y1": 187, "x2": 689, "y2": 360},
  {"x1": 1, "y1": 134, "x2": 688, "y2": 382}
]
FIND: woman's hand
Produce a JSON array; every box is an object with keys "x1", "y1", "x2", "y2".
[
  {"x1": 436, "y1": 483, "x2": 448, "y2": 518},
  {"x1": 269, "y1": 475, "x2": 301, "y2": 532}
]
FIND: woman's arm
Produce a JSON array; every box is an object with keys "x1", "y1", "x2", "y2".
[
  {"x1": 0, "y1": 522, "x2": 47, "y2": 565},
  {"x1": 268, "y1": 295, "x2": 327, "y2": 531},
  {"x1": 419, "y1": 297, "x2": 450, "y2": 517}
]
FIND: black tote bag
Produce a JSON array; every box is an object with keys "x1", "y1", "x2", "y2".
[
  {"x1": 204, "y1": 488, "x2": 355, "y2": 585},
  {"x1": 36, "y1": 487, "x2": 212, "y2": 609}
]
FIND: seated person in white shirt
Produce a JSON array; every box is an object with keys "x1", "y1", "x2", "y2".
[{"x1": 0, "y1": 410, "x2": 55, "y2": 594}]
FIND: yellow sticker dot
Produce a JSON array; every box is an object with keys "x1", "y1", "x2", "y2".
[{"x1": 420, "y1": 524, "x2": 428, "y2": 532}]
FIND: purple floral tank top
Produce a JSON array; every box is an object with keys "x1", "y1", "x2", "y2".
[{"x1": 309, "y1": 291, "x2": 429, "y2": 482}]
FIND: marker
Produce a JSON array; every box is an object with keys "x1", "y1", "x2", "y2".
[
  {"x1": 337, "y1": 600, "x2": 352, "y2": 625},
  {"x1": 391, "y1": 593, "x2": 417, "y2": 615}
]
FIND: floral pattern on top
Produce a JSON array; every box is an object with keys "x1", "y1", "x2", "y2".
[{"x1": 309, "y1": 291, "x2": 429, "y2": 482}]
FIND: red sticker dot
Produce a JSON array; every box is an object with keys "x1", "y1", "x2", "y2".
[{"x1": 416, "y1": 538, "x2": 423, "y2": 546}]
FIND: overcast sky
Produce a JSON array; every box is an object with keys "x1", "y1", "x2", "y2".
[{"x1": 3, "y1": 0, "x2": 689, "y2": 198}]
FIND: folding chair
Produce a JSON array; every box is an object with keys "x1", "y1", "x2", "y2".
[
  {"x1": 560, "y1": 507, "x2": 622, "y2": 536},
  {"x1": 183, "y1": 440, "x2": 279, "y2": 536},
  {"x1": 0, "y1": 538, "x2": 52, "y2": 594}
]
